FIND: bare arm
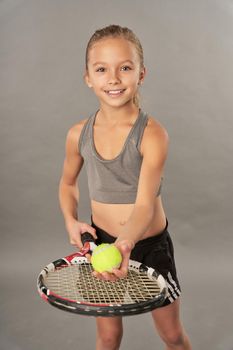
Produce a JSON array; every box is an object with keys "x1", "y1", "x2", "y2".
[
  {"x1": 116, "y1": 119, "x2": 169, "y2": 246},
  {"x1": 95, "y1": 117, "x2": 169, "y2": 281},
  {"x1": 59, "y1": 126, "x2": 83, "y2": 223},
  {"x1": 59, "y1": 123, "x2": 97, "y2": 248}
]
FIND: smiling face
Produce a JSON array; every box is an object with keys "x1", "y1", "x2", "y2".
[{"x1": 85, "y1": 37, "x2": 146, "y2": 109}]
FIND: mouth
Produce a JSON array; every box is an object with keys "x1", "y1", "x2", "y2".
[{"x1": 104, "y1": 89, "x2": 126, "y2": 96}]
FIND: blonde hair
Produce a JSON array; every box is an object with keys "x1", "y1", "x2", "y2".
[{"x1": 85, "y1": 24, "x2": 144, "y2": 107}]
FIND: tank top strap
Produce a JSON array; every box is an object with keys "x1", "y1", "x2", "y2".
[
  {"x1": 130, "y1": 110, "x2": 149, "y2": 150},
  {"x1": 78, "y1": 113, "x2": 94, "y2": 155}
]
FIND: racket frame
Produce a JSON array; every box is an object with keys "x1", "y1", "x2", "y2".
[{"x1": 37, "y1": 233, "x2": 168, "y2": 317}]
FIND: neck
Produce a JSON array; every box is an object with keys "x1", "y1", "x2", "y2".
[{"x1": 97, "y1": 103, "x2": 140, "y2": 125}]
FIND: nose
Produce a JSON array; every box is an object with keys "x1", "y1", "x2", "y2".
[{"x1": 108, "y1": 69, "x2": 121, "y2": 84}]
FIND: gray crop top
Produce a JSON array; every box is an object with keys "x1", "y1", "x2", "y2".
[{"x1": 78, "y1": 109, "x2": 163, "y2": 204}]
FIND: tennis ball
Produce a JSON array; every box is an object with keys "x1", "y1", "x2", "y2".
[{"x1": 91, "y1": 244, "x2": 122, "y2": 273}]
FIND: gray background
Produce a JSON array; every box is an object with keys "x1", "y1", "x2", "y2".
[{"x1": 1, "y1": 0, "x2": 233, "y2": 349}]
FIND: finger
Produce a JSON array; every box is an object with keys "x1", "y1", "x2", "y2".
[
  {"x1": 112, "y1": 243, "x2": 131, "y2": 279},
  {"x1": 93, "y1": 271, "x2": 101, "y2": 279},
  {"x1": 117, "y1": 250, "x2": 130, "y2": 273},
  {"x1": 71, "y1": 240, "x2": 82, "y2": 249},
  {"x1": 120, "y1": 254, "x2": 130, "y2": 272},
  {"x1": 102, "y1": 272, "x2": 118, "y2": 282},
  {"x1": 93, "y1": 271, "x2": 117, "y2": 282},
  {"x1": 85, "y1": 253, "x2": 91, "y2": 262},
  {"x1": 81, "y1": 224, "x2": 97, "y2": 240},
  {"x1": 112, "y1": 267, "x2": 128, "y2": 279}
]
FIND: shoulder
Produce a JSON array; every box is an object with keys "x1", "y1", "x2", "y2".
[
  {"x1": 65, "y1": 117, "x2": 89, "y2": 154},
  {"x1": 67, "y1": 117, "x2": 89, "y2": 140},
  {"x1": 141, "y1": 115, "x2": 169, "y2": 155},
  {"x1": 146, "y1": 115, "x2": 169, "y2": 140}
]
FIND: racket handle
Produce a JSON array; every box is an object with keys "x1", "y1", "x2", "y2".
[{"x1": 81, "y1": 232, "x2": 95, "y2": 245}]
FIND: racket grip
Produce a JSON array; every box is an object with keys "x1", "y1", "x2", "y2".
[{"x1": 81, "y1": 232, "x2": 95, "y2": 245}]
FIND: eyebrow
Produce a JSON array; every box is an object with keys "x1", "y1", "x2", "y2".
[{"x1": 92, "y1": 60, "x2": 135, "y2": 67}]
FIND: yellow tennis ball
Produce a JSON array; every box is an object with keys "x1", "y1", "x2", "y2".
[{"x1": 91, "y1": 243, "x2": 122, "y2": 273}]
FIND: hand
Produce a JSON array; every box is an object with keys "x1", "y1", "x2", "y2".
[
  {"x1": 66, "y1": 218, "x2": 97, "y2": 250},
  {"x1": 93, "y1": 239, "x2": 135, "y2": 282}
]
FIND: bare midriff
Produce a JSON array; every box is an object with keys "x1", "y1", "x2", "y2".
[{"x1": 91, "y1": 196, "x2": 167, "y2": 240}]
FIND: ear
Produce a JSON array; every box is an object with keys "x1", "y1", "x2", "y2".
[
  {"x1": 138, "y1": 66, "x2": 146, "y2": 85},
  {"x1": 84, "y1": 71, "x2": 93, "y2": 88}
]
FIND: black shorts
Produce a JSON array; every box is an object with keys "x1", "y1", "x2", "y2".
[{"x1": 91, "y1": 216, "x2": 181, "y2": 307}]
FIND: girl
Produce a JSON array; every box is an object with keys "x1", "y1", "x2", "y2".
[{"x1": 59, "y1": 24, "x2": 192, "y2": 350}]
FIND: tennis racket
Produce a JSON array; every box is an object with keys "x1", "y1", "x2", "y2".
[{"x1": 37, "y1": 232, "x2": 168, "y2": 317}]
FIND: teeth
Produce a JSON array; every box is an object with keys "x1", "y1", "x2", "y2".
[{"x1": 106, "y1": 90, "x2": 124, "y2": 94}]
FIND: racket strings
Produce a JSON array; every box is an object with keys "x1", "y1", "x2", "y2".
[{"x1": 44, "y1": 263, "x2": 161, "y2": 305}]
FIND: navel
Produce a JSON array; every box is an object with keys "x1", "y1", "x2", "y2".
[{"x1": 119, "y1": 220, "x2": 126, "y2": 226}]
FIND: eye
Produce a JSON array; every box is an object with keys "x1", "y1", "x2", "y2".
[
  {"x1": 96, "y1": 67, "x2": 105, "y2": 72},
  {"x1": 121, "y1": 66, "x2": 132, "y2": 71}
]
